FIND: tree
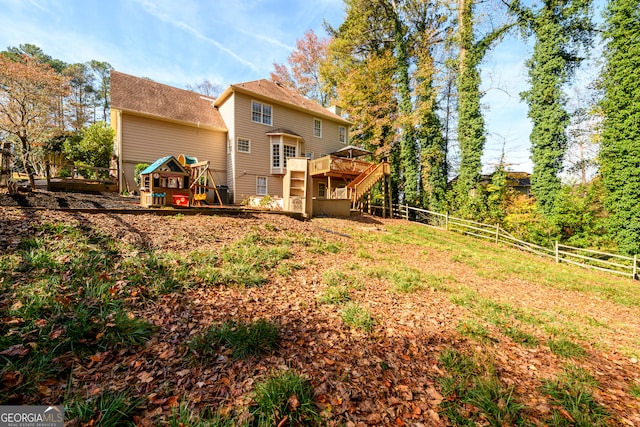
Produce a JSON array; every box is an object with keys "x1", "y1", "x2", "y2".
[
  {"x1": 506, "y1": 0, "x2": 592, "y2": 215},
  {"x1": 89, "y1": 60, "x2": 113, "y2": 122},
  {"x1": 64, "y1": 62, "x2": 95, "y2": 130},
  {"x1": 454, "y1": 0, "x2": 513, "y2": 214},
  {"x1": 271, "y1": 29, "x2": 334, "y2": 107},
  {"x1": 0, "y1": 55, "x2": 70, "y2": 187},
  {"x1": 63, "y1": 121, "x2": 114, "y2": 169},
  {"x1": 325, "y1": 0, "x2": 449, "y2": 206},
  {"x1": 185, "y1": 79, "x2": 223, "y2": 98},
  {"x1": 599, "y1": 0, "x2": 640, "y2": 255}
]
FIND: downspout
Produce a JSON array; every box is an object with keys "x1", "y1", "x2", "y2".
[{"x1": 116, "y1": 110, "x2": 124, "y2": 193}]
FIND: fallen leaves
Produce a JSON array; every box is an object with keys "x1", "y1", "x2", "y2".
[
  {"x1": 1, "y1": 201, "x2": 640, "y2": 426},
  {"x1": 0, "y1": 344, "x2": 29, "y2": 357}
]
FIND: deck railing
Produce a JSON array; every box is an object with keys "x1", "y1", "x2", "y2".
[{"x1": 309, "y1": 155, "x2": 371, "y2": 176}]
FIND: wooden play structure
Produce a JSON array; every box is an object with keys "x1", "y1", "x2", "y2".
[{"x1": 138, "y1": 154, "x2": 223, "y2": 208}]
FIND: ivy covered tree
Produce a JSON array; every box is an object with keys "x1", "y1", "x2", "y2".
[
  {"x1": 506, "y1": 0, "x2": 592, "y2": 215},
  {"x1": 599, "y1": 0, "x2": 640, "y2": 255},
  {"x1": 454, "y1": 0, "x2": 513, "y2": 214},
  {"x1": 323, "y1": 0, "x2": 448, "y2": 206}
]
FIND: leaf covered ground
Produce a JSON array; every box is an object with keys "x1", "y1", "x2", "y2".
[{"x1": 1, "y1": 193, "x2": 640, "y2": 426}]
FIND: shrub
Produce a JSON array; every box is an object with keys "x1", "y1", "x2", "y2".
[{"x1": 134, "y1": 163, "x2": 150, "y2": 186}]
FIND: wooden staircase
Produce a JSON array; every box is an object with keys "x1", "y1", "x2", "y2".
[{"x1": 347, "y1": 162, "x2": 390, "y2": 208}]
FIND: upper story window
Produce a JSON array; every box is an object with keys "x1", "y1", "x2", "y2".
[
  {"x1": 339, "y1": 126, "x2": 346, "y2": 144},
  {"x1": 237, "y1": 138, "x2": 251, "y2": 153},
  {"x1": 252, "y1": 101, "x2": 272, "y2": 125},
  {"x1": 313, "y1": 118, "x2": 322, "y2": 138}
]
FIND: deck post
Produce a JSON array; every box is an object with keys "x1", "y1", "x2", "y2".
[
  {"x1": 382, "y1": 177, "x2": 386, "y2": 218},
  {"x1": 387, "y1": 176, "x2": 392, "y2": 218}
]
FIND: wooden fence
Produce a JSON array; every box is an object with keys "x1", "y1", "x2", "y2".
[{"x1": 393, "y1": 204, "x2": 638, "y2": 280}]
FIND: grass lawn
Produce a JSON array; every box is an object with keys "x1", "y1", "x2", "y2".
[{"x1": 1, "y1": 206, "x2": 639, "y2": 426}]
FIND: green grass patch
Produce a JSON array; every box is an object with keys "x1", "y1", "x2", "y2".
[
  {"x1": 323, "y1": 270, "x2": 362, "y2": 289},
  {"x1": 189, "y1": 319, "x2": 280, "y2": 360},
  {"x1": 548, "y1": 338, "x2": 587, "y2": 359},
  {"x1": 502, "y1": 326, "x2": 539, "y2": 347},
  {"x1": 163, "y1": 402, "x2": 235, "y2": 427},
  {"x1": 437, "y1": 347, "x2": 526, "y2": 426},
  {"x1": 456, "y1": 319, "x2": 492, "y2": 342},
  {"x1": 630, "y1": 381, "x2": 640, "y2": 399},
  {"x1": 341, "y1": 302, "x2": 374, "y2": 333},
  {"x1": 251, "y1": 370, "x2": 321, "y2": 427},
  {"x1": 318, "y1": 285, "x2": 351, "y2": 304},
  {"x1": 66, "y1": 390, "x2": 143, "y2": 427},
  {"x1": 542, "y1": 365, "x2": 608, "y2": 426}
]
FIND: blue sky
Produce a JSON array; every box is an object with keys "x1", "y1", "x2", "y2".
[{"x1": 0, "y1": 0, "x2": 605, "y2": 174}]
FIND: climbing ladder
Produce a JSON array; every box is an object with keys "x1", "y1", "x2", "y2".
[{"x1": 347, "y1": 161, "x2": 390, "y2": 209}]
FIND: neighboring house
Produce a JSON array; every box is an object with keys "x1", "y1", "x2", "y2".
[
  {"x1": 448, "y1": 171, "x2": 532, "y2": 196},
  {"x1": 110, "y1": 70, "x2": 353, "y2": 205}
]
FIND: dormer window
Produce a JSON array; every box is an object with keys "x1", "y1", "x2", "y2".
[{"x1": 252, "y1": 101, "x2": 272, "y2": 125}]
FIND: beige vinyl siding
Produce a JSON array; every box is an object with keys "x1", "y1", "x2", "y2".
[
  {"x1": 120, "y1": 113, "x2": 227, "y2": 190},
  {"x1": 228, "y1": 92, "x2": 348, "y2": 202},
  {"x1": 217, "y1": 97, "x2": 236, "y2": 202}
]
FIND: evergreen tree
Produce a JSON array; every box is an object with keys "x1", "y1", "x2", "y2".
[{"x1": 599, "y1": 0, "x2": 640, "y2": 255}]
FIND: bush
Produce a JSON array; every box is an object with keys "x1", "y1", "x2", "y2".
[{"x1": 134, "y1": 163, "x2": 150, "y2": 186}]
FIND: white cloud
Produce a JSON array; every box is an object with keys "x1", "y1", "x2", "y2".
[{"x1": 132, "y1": 0, "x2": 259, "y2": 73}]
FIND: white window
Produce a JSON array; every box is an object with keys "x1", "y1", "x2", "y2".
[
  {"x1": 252, "y1": 101, "x2": 272, "y2": 125},
  {"x1": 339, "y1": 126, "x2": 346, "y2": 144},
  {"x1": 305, "y1": 151, "x2": 313, "y2": 159},
  {"x1": 318, "y1": 182, "x2": 326, "y2": 199},
  {"x1": 313, "y1": 118, "x2": 322, "y2": 138},
  {"x1": 237, "y1": 138, "x2": 251, "y2": 153},
  {"x1": 271, "y1": 143, "x2": 281, "y2": 169},
  {"x1": 256, "y1": 176, "x2": 267, "y2": 195},
  {"x1": 283, "y1": 144, "x2": 297, "y2": 167}
]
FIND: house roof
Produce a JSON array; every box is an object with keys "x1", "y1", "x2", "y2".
[
  {"x1": 265, "y1": 128, "x2": 304, "y2": 139},
  {"x1": 140, "y1": 155, "x2": 189, "y2": 175},
  {"x1": 110, "y1": 70, "x2": 227, "y2": 131},
  {"x1": 214, "y1": 79, "x2": 351, "y2": 125}
]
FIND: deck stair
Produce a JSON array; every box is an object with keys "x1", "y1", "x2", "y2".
[{"x1": 347, "y1": 162, "x2": 390, "y2": 208}]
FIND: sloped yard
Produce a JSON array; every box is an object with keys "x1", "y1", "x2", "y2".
[{"x1": 1, "y1": 200, "x2": 639, "y2": 426}]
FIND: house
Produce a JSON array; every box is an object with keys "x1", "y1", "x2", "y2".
[
  {"x1": 448, "y1": 171, "x2": 532, "y2": 196},
  {"x1": 110, "y1": 71, "x2": 391, "y2": 216}
]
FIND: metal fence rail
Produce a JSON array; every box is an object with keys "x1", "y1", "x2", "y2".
[{"x1": 393, "y1": 204, "x2": 638, "y2": 280}]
